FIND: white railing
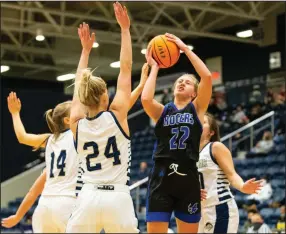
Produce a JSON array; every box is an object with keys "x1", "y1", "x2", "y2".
[
  {"x1": 221, "y1": 111, "x2": 275, "y2": 151},
  {"x1": 129, "y1": 111, "x2": 275, "y2": 213}
]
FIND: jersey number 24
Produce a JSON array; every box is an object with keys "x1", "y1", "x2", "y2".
[{"x1": 83, "y1": 136, "x2": 121, "y2": 171}]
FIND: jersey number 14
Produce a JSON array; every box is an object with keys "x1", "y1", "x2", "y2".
[{"x1": 49, "y1": 150, "x2": 66, "y2": 178}]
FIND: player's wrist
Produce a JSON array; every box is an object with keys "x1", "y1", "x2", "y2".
[
  {"x1": 151, "y1": 64, "x2": 159, "y2": 69},
  {"x1": 181, "y1": 44, "x2": 189, "y2": 53},
  {"x1": 121, "y1": 28, "x2": 130, "y2": 33},
  {"x1": 11, "y1": 112, "x2": 20, "y2": 117},
  {"x1": 238, "y1": 183, "x2": 245, "y2": 192},
  {"x1": 82, "y1": 48, "x2": 91, "y2": 55}
]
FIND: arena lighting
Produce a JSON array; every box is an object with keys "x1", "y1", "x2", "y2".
[
  {"x1": 1, "y1": 65, "x2": 10, "y2": 73},
  {"x1": 180, "y1": 45, "x2": 194, "y2": 53},
  {"x1": 141, "y1": 48, "x2": 147, "y2": 54},
  {"x1": 110, "y1": 61, "x2": 120, "y2": 68},
  {"x1": 236, "y1": 29, "x2": 253, "y2": 38},
  {"x1": 93, "y1": 42, "x2": 99, "y2": 48},
  {"x1": 57, "y1": 73, "x2": 76, "y2": 81},
  {"x1": 36, "y1": 29, "x2": 45, "y2": 41}
]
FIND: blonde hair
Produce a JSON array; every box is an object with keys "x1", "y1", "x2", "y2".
[
  {"x1": 45, "y1": 101, "x2": 71, "y2": 140},
  {"x1": 78, "y1": 68, "x2": 107, "y2": 107}
]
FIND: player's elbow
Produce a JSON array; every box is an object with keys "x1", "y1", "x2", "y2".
[
  {"x1": 141, "y1": 96, "x2": 152, "y2": 108},
  {"x1": 203, "y1": 73, "x2": 212, "y2": 83},
  {"x1": 17, "y1": 134, "x2": 26, "y2": 145},
  {"x1": 141, "y1": 92, "x2": 153, "y2": 103}
]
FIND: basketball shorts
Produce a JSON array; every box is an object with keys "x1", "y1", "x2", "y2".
[
  {"x1": 66, "y1": 183, "x2": 139, "y2": 233},
  {"x1": 146, "y1": 159, "x2": 201, "y2": 223},
  {"x1": 32, "y1": 195, "x2": 76, "y2": 233},
  {"x1": 198, "y1": 198, "x2": 239, "y2": 233}
]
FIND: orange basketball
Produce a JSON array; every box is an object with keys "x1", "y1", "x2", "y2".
[{"x1": 148, "y1": 35, "x2": 180, "y2": 68}]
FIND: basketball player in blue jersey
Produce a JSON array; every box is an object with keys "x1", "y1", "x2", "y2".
[
  {"x1": 66, "y1": 2, "x2": 139, "y2": 232},
  {"x1": 198, "y1": 113, "x2": 263, "y2": 233},
  {"x1": 141, "y1": 33, "x2": 212, "y2": 233}
]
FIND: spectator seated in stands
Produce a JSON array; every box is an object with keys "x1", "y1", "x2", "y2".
[
  {"x1": 231, "y1": 104, "x2": 249, "y2": 125},
  {"x1": 247, "y1": 131, "x2": 274, "y2": 157},
  {"x1": 276, "y1": 205, "x2": 285, "y2": 234},
  {"x1": 137, "y1": 161, "x2": 149, "y2": 188},
  {"x1": 246, "y1": 175, "x2": 273, "y2": 206},
  {"x1": 243, "y1": 209, "x2": 259, "y2": 233},
  {"x1": 216, "y1": 96, "x2": 228, "y2": 112},
  {"x1": 249, "y1": 103, "x2": 263, "y2": 122},
  {"x1": 246, "y1": 213, "x2": 272, "y2": 233}
]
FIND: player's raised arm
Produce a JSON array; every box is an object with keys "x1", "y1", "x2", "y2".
[
  {"x1": 109, "y1": 2, "x2": 132, "y2": 122},
  {"x1": 7, "y1": 92, "x2": 50, "y2": 148},
  {"x1": 1, "y1": 170, "x2": 46, "y2": 228},
  {"x1": 141, "y1": 47, "x2": 164, "y2": 123},
  {"x1": 70, "y1": 23, "x2": 95, "y2": 133},
  {"x1": 165, "y1": 33, "x2": 212, "y2": 114},
  {"x1": 129, "y1": 63, "x2": 149, "y2": 111},
  {"x1": 212, "y1": 142, "x2": 263, "y2": 194}
]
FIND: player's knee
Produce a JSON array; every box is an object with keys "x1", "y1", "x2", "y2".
[{"x1": 147, "y1": 222, "x2": 169, "y2": 233}]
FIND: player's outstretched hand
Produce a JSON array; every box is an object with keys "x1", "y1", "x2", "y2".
[
  {"x1": 145, "y1": 46, "x2": 158, "y2": 68},
  {"x1": 201, "y1": 189, "x2": 207, "y2": 201},
  {"x1": 241, "y1": 178, "x2": 263, "y2": 194},
  {"x1": 78, "y1": 22, "x2": 95, "y2": 52},
  {"x1": 7, "y1": 92, "x2": 21, "y2": 115},
  {"x1": 139, "y1": 63, "x2": 149, "y2": 88},
  {"x1": 165, "y1": 33, "x2": 187, "y2": 52},
  {"x1": 2, "y1": 215, "x2": 20, "y2": 228},
  {"x1": 114, "y1": 2, "x2": 130, "y2": 30}
]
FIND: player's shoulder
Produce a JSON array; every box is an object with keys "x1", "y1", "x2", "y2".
[{"x1": 212, "y1": 141, "x2": 229, "y2": 155}]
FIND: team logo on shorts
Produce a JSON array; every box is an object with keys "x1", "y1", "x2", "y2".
[
  {"x1": 168, "y1": 164, "x2": 187, "y2": 176},
  {"x1": 188, "y1": 203, "x2": 198, "y2": 214},
  {"x1": 205, "y1": 222, "x2": 213, "y2": 231}
]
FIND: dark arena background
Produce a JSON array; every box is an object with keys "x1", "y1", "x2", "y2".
[{"x1": 1, "y1": 1, "x2": 285, "y2": 233}]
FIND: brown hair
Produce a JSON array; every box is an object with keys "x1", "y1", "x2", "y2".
[
  {"x1": 78, "y1": 68, "x2": 107, "y2": 107},
  {"x1": 263, "y1": 131, "x2": 273, "y2": 141},
  {"x1": 45, "y1": 101, "x2": 71, "y2": 140},
  {"x1": 205, "y1": 112, "x2": 220, "y2": 142}
]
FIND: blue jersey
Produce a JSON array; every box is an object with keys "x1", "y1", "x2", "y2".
[{"x1": 153, "y1": 102, "x2": 202, "y2": 162}]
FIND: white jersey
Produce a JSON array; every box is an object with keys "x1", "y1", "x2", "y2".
[
  {"x1": 42, "y1": 130, "x2": 79, "y2": 197},
  {"x1": 76, "y1": 111, "x2": 131, "y2": 185},
  {"x1": 197, "y1": 142, "x2": 233, "y2": 208}
]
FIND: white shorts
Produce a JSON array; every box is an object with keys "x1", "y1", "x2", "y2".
[
  {"x1": 66, "y1": 183, "x2": 139, "y2": 233},
  {"x1": 32, "y1": 195, "x2": 76, "y2": 233},
  {"x1": 198, "y1": 198, "x2": 239, "y2": 233}
]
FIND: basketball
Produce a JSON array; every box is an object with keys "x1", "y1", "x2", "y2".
[{"x1": 148, "y1": 35, "x2": 180, "y2": 69}]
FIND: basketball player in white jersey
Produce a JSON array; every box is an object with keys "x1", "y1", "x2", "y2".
[
  {"x1": 198, "y1": 113, "x2": 263, "y2": 233},
  {"x1": 3, "y1": 20, "x2": 149, "y2": 232},
  {"x1": 6, "y1": 92, "x2": 78, "y2": 233},
  {"x1": 66, "y1": 2, "x2": 139, "y2": 233}
]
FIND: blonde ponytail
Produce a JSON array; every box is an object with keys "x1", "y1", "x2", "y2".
[
  {"x1": 78, "y1": 68, "x2": 107, "y2": 107},
  {"x1": 45, "y1": 108, "x2": 60, "y2": 139},
  {"x1": 44, "y1": 101, "x2": 71, "y2": 140}
]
